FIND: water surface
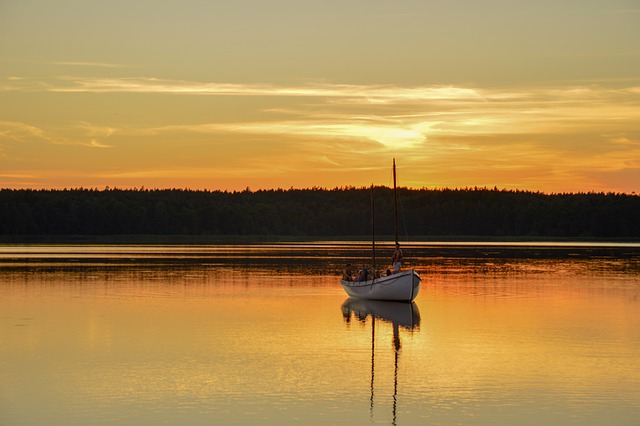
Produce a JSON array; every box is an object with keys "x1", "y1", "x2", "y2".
[{"x1": 1, "y1": 243, "x2": 639, "y2": 425}]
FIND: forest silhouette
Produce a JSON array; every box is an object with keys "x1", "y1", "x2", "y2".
[{"x1": 1, "y1": 187, "x2": 638, "y2": 240}]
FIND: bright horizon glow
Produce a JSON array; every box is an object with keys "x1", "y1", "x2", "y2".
[{"x1": 1, "y1": 1, "x2": 639, "y2": 193}]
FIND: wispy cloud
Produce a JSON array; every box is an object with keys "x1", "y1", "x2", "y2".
[
  {"x1": 50, "y1": 61, "x2": 128, "y2": 68},
  {"x1": 3, "y1": 75, "x2": 482, "y2": 102},
  {"x1": 75, "y1": 121, "x2": 118, "y2": 138},
  {"x1": 43, "y1": 76, "x2": 485, "y2": 106},
  {"x1": 0, "y1": 121, "x2": 112, "y2": 148},
  {"x1": 0, "y1": 121, "x2": 53, "y2": 143},
  {"x1": 5, "y1": 75, "x2": 639, "y2": 107}
]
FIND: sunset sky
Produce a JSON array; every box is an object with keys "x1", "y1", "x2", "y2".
[{"x1": 1, "y1": 0, "x2": 639, "y2": 193}]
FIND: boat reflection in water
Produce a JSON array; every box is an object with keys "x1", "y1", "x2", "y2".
[{"x1": 341, "y1": 299, "x2": 421, "y2": 425}]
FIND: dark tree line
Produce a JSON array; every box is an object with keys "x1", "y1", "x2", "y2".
[{"x1": 0, "y1": 187, "x2": 639, "y2": 238}]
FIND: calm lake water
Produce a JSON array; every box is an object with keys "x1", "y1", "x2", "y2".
[{"x1": 1, "y1": 242, "x2": 639, "y2": 425}]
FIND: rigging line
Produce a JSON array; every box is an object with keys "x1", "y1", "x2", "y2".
[
  {"x1": 397, "y1": 192, "x2": 410, "y2": 242},
  {"x1": 393, "y1": 161, "x2": 410, "y2": 242},
  {"x1": 387, "y1": 161, "x2": 410, "y2": 242}
]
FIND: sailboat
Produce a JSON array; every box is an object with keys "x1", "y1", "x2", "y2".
[{"x1": 340, "y1": 159, "x2": 422, "y2": 302}]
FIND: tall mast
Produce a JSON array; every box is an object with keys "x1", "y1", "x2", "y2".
[
  {"x1": 371, "y1": 184, "x2": 376, "y2": 273},
  {"x1": 393, "y1": 158, "x2": 398, "y2": 245}
]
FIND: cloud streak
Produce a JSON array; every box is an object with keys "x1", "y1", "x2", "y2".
[
  {"x1": 34, "y1": 76, "x2": 484, "y2": 106},
  {"x1": 50, "y1": 61, "x2": 128, "y2": 68},
  {"x1": 0, "y1": 121, "x2": 112, "y2": 148}
]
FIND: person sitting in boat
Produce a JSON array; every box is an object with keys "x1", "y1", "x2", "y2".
[
  {"x1": 362, "y1": 265, "x2": 369, "y2": 281},
  {"x1": 355, "y1": 265, "x2": 369, "y2": 282},
  {"x1": 374, "y1": 267, "x2": 381, "y2": 279},
  {"x1": 391, "y1": 243, "x2": 403, "y2": 274},
  {"x1": 342, "y1": 263, "x2": 353, "y2": 281}
]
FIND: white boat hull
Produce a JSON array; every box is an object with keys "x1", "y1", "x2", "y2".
[{"x1": 341, "y1": 269, "x2": 421, "y2": 302}]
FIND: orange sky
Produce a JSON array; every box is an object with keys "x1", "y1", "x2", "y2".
[{"x1": 1, "y1": 1, "x2": 639, "y2": 193}]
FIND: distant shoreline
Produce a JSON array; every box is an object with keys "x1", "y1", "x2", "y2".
[{"x1": 2, "y1": 188, "x2": 639, "y2": 239}]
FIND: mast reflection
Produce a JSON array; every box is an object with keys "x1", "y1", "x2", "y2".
[{"x1": 341, "y1": 299, "x2": 421, "y2": 425}]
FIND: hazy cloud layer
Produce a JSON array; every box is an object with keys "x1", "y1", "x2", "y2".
[{"x1": 1, "y1": 75, "x2": 639, "y2": 191}]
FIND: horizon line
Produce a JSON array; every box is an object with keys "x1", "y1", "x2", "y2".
[{"x1": 1, "y1": 185, "x2": 637, "y2": 196}]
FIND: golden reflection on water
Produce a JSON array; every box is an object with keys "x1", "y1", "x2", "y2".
[
  {"x1": 1, "y1": 245, "x2": 640, "y2": 425},
  {"x1": 415, "y1": 271, "x2": 639, "y2": 422}
]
